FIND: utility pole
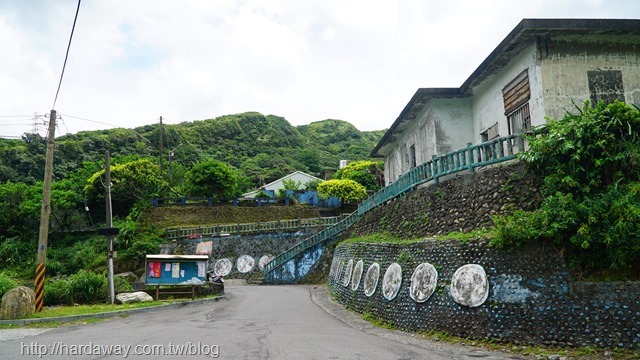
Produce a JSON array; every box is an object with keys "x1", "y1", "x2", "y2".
[
  {"x1": 34, "y1": 109, "x2": 57, "y2": 312},
  {"x1": 105, "y1": 150, "x2": 115, "y2": 304},
  {"x1": 159, "y1": 116, "x2": 164, "y2": 175}
]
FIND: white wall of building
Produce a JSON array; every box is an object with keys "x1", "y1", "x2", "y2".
[
  {"x1": 541, "y1": 35, "x2": 640, "y2": 121},
  {"x1": 383, "y1": 98, "x2": 472, "y2": 184}
]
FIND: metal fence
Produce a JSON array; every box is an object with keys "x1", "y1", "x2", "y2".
[
  {"x1": 166, "y1": 216, "x2": 344, "y2": 240},
  {"x1": 263, "y1": 134, "x2": 523, "y2": 278}
]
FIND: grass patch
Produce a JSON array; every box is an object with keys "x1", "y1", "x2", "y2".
[
  {"x1": 362, "y1": 311, "x2": 395, "y2": 329},
  {"x1": 339, "y1": 232, "x2": 423, "y2": 245},
  {"x1": 28, "y1": 301, "x2": 169, "y2": 319},
  {"x1": 435, "y1": 228, "x2": 496, "y2": 243},
  {"x1": 341, "y1": 229, "x2": 495, "y2": 247},
  {"x1": 416, "y1": 330, "x2": 640, "y2": 360}
]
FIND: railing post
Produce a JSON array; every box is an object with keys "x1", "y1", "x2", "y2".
[
  {"x1": 466, "y1": 143, "x2": 475, "y2": 173},
  {"x1": 432, "y1": 155, "x2": 439, "y2": 184}
]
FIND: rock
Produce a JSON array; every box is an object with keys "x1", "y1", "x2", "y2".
[
  {"x1": 116, "y1": 291, "x2": 154, "y2": 304},
  {"x1": 114, "y1": 272, "x2": 138, "y2": 283},
  {"x1": 1, "y1": 286, "x2": 36, "y2": 320}
]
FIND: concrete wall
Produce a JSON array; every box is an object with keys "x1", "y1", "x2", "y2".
[
  {"x1": 383, "y1": 98, "x2": 473, "y2": 185},
  {"x1": 329, "y1": 240, "x2": 640, "y2": 349},
  {"x1": 541, "y1": 34, "x2": 640, "y2": 121},
  {"x1": 470, "y1": 43, "x2": 544, "y2": 145}
]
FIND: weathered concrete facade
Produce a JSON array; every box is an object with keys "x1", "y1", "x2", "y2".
[{"x1": 373, "y1": 19, "x2": 640, "y2": 185}]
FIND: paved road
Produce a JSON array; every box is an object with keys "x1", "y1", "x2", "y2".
[{"x1": 0, "y1": 286, "x2": 521, "y2": 359}]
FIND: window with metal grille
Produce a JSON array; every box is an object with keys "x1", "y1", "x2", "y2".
[
  {"x1": 503, "y1": 69, "x2": 531, "y2": 135},
  {"x1": 507, "y1": 102, "x2": 531, "y2": 135}
]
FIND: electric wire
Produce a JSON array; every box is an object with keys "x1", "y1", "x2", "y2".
[
  {"x1": 52, "y1": 0, "x2": 82, "y2": 109},
  {"x1": 59, "y1": 113, "x2": 121, "y2": 128}
]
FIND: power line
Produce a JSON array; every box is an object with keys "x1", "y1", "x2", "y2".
[
  {"x1": 59, "y1": 113, "x2": 121, "y2": 128},
  {"x1": 52, "y1": 0, "x2": 82, "y2": 109},
  {"x1": 0, "y1": 115, "x2": 32, "y2": 118}
]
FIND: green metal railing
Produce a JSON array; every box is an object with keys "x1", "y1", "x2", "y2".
[
  {"x1": 263, "y1": 134, "x2": 524, "y2": 278},
  {"x1": 166, "y1": 216, "x2": 343, "y2": 241}
]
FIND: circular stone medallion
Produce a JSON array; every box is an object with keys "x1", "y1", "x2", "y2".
[
  {"x1": 343, "y1": 259, "x2": 354, "y2": 287},
  {"x1": 236, "y1": 255, "x2": 255, "y2": 274},
  {"x1": 351, "y1": 260, "x2": 364, "y2": 291},
  {"x1": 450, "y1": 264, "x2": 489, "y2": 307},
  {"x1": 363, "y1": 262, "x2": 380, "y2": 297},
  {"x1": 258, "y1": 255, "x2": 273, "y2": 271},
  {"x1": 409, "y1": 263, "x2": 438, "y2": 303},
  {"x1": 336, "y1": 261, "x2": 344, "y2": 283},
  {"x1": 382, "y1": 263, "x2": 402, "y2": 301},
  {"x1": 214, "y1": 258, "x2": 232, "y2": 276}
]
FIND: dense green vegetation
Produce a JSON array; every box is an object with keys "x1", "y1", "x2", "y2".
[
  {"x1": 0, "y1": 112, "x2": 384, "y2": 303},
  {"x1": 333, "y1": 160, "x2": 384, "y2": 192},
  {"x1": 493, "y1": 102, "x2": 640, "y2": 272},
  {"x1": 318, "y1": 179, "x2": 368, "y2": 203}
]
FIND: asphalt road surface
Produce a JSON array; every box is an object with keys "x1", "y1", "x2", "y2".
[{"x1": 0, "y1": 285, "x2": 522, "y2": 359}]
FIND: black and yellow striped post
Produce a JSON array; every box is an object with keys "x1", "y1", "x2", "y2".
[
  {"x1": 34, "y1": 109, "x2": 57, "y2": 312},
  {"x1": 34, "y1": 262, "x2": 46, "y2": 312}
]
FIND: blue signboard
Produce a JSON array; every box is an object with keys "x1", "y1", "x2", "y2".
[{"x1": 145, "y1": 255, "x2": 209, "y2": 285}]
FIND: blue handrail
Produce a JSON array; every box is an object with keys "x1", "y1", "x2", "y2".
[{"x1": 263, "y1": 134, "x2": 523, "y2": 277}]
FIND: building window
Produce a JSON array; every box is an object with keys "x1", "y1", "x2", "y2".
[
  {"x1": 409, "y1": 144, "x2": 416, "y2": 168},
  {"x1": 588, "y1": 69, "x2": 625, "y2": 106},
  {"x1": 503, "y1": 69, "x2": 531, "y2": 135},
  {"x1": 507, "y1": 103, "x2": 531, "y2": 136}
]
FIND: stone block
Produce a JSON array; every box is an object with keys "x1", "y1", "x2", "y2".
[
  {"x1": 0, "y1": 286, "x2": 36, "y2": 320},
  {"x1": 116, "y1": 291, "x2": 154, "y2": 304}
]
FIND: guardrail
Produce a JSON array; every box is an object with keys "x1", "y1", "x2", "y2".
[
  {"x1": 166, "y1": 216, "x2": 344, "y2": 240},
  {"x1": 263, "y1": 134, "x2": 523, "y2": 279}
]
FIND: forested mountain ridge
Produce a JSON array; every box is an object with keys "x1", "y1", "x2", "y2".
[{"x1": 0, "y1": 112, "x2": 385, "y2": 188}]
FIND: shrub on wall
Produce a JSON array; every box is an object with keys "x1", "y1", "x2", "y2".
[{"x1": 493, "y1": 101, "x2": 640, "y2": 270}]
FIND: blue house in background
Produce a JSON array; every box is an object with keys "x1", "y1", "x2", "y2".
[{"x1": 241, "y1": 171, "x2": 341, "y2": 208}]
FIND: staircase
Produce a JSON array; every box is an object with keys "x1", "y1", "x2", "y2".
[{"x1": 262, "y1": 134, "x2": 523, "y2": 283}]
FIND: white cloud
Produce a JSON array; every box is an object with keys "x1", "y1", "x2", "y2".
[{"x1": 0, "y1": 0, "x2": 639, "y2": 138}]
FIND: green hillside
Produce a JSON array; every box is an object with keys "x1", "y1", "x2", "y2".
[{"x1": 0, "y1": 112, "x2": 385, "y2": 189}]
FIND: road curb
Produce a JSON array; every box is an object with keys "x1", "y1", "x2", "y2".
[{"x1": 0, "y1": 295, "x2": 225, "y2": 326}]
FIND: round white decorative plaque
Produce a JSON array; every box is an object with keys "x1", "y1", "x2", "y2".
[
  {"x1": 363, "y1": 262, "x2": 380, "y2": 297},
  {"x1": 409, "y1": 263, "x2": 438, "y2": 303},
  {"x1": 351, "y1": 260, "x2": 364, "y2": 291},
  {"x1": 450, "y1": 264, "x2": 489, "y2": 307},
  {"x1": 382, "y1": 262, "x2": 402, "y2": 301}
]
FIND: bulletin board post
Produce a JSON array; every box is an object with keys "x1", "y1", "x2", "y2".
[{"x1": 145, "y1": 255, "x2": 209, "y2": 300}]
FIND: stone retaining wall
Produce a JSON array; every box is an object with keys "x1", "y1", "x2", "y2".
[
  {"x1": 172, "y1": 231, "x2": 315, "y2": 281},
  {"x1": 350, "y1": 163, "x2": 541, "y2": 238},
  {"x1": 329, "y1": 240, "x2": 640, "y2": 349}
]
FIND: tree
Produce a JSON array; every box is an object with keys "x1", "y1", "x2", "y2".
[
  {"x1": 333, "y1": 160, "x2": 384, "y2": 191},
  {"x1": 318, "y1": 179, "x2": 367, "y2": 204},
  {"x1": 186, "y1": 160, "x2": 238, "y2": 200},
  {"x1": 493, "y1": 101, "x2": 640, "y2": 270},
  {"x1": 84, "y1": 159, "x2": 167, "y2": 217}
]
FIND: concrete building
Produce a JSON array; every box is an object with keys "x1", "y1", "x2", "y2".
[
  {"x1": 372, "y1": 18, "x2": 640, "y2": 185},
  {"x1": 242, "y1": 170, "x2": 323, "y2": 199}
]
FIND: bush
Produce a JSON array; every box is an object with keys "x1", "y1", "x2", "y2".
[
  {"x1": 44, "y1": 277, "x2": 72, "y2": 306},
  {"x1": 494, "y1": 102, "x2": 640, "y2": 270},
  {"x1": 0, "y1": 272, "x2": 19, "y2": 299},
  {"x1": 69, "y1": 270, "x2": 107, "y2": 304}
]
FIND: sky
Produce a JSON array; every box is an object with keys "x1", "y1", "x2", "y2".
[{"x1": 1, "y1": 0, "x2": 639, "y2": 139}]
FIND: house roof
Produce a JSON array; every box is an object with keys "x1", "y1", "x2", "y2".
[
  {"x1": 242, "y1": 170, "x2": 323, "y2": 197},
  {"x1": 371, "y1": 18, "x2": 640, "y2": 157}
]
